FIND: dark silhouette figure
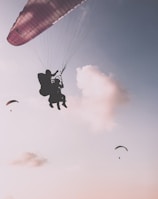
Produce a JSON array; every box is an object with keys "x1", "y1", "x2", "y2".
[
  {"x1": 38, "y1": 69, "x2": 58, "y2": 96},
  {"x1": 38, "y1": 69, "x2": 67, "y2": 110},
  {"x1": 48, "y1": 78, "x2": 67, "y2": 110},
  {"x1": 44, "y1": 69, "x2": 58, "y2": 88}
]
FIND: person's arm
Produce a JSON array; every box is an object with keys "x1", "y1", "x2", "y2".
[{"x1": 52, "y1": 70, "x2": 58, "y2": 76}]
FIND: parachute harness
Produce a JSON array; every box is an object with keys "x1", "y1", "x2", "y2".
[{"x1": 51, "y1": 64, "x2": 66, "y2": 84}]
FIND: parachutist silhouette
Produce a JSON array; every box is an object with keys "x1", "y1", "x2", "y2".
[
  {"x1": 38, "y1": 69, "x2": 58, "y2": 96},
  {"x1": 38, "y1": 70, "x2": 67, "y2": 110},
  {"x1": 49, "y1": 78, "x2": 67, "y2": 110},
  {"x1": 45, "y1": 69, "x2": 58, "y2": 85}
]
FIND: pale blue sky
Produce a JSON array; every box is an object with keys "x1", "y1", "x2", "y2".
[{"x1": 0, "y1": 1, "x2": 157, "y2": 199}]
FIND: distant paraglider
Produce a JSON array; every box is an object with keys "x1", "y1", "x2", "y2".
[
  {"x1": 6, "y1": 100, "x2": 19, "y2": 106},
  {"x1": 6, "y1": 100, "x2": 19, "y2": 112},
  {"x1": 115, "y1": 145, "x2": 128, "y2": 159},
  {"x1": 7, "y1": 0, "x2": 87, "y2": 46},
  {"x1": 115, "y1": 145, "x2": 128, "y2": 151}
]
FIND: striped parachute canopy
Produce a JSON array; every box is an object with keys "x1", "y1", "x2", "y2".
[
  {"x1": 6, "y1": 100, "x2": 19, "y2": 106},
  {"x1": 7, "y1": 0, "x2": 86, "y2": 46},
  {"x1": 115, "y1": 145, "x2": 128, "y2": 151}
]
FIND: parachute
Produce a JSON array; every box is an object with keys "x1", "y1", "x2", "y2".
[
  {"x1": 6, "y1": 100, "x2": 19, "y2": 106},
  {"x1": 115, "y1": 145, "x2": 128, "y2": 159},
  {"x1": 7, "y1": 0, "x2": 87, "y2": 46},
  {"x1": 115, "y1": 146, "x2": 128, "y2": 151}
]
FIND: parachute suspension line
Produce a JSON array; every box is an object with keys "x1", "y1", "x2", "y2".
[
  {"x1": 64, "y1": 23, "x2": 89, "y2": 65},
  {"x1": 60, "y1": 64, "x2": 67, "y2": 78},
  {"x1": 51, "y1": 0, "x2": 96, "y2": 71},
  {"x1": 33, "y1": 47, "x2": 46, "y2": 70},
  {"x1": 39, "y1": 31, "x2": 52, "y2": 69},
  {"x1": 41, "y1": 0, "x2": 89, "y2": 69},
  {"x1": 40, "y1": 9, "x2": 79, "y2": 71},
  {"x1": 54, "y1": 1, "x2": 89, "y2": 67},
  {"x1": 34, "y1": 27, "x2": 59, "y2": 72},
  {"x1": 57, "y1": 63, "x2": 67, "y2": 82},
  {"x1": 41, "y1": 17, "x2": 71, "y2": 71},
  {"x1": 46, "y1": 27, "x2": 64, "y2": 69},
  {"x1": 26, "y1": 43, "x2": 46, "y2": 71},
  {"x1": 61, "y1": 8, "x2": 86, "y2": 65},
  {"x1": 34, "y1": 0, "x2": 96, "y2": 72},
  {"x1": 25, "y1": 0, "x2": 89, "y2": 73},
  {"x1": 47, "y1": 12, "x2": 75, "y2": 69},
  {"x1": 52, "y1": 1, "x2": 93, "y2": 75},
  {"x1": 49, "y1": 1, "x2": 88, "y2": 70},
  {"x1": 66, "y1": 0, "x2": 99, "y2": 63},
  {"x1": 61, "y1": 0, "x2": 95, "y2": 66},
  {"x1": 44, "y1": 30, "x2": 54, "y2": 68},
  {"x1": 55, "y1": 17, "x2": 72, "y2": 67},
  {"x1": 38, "y1": 1, "x2": 87, "y2": 69}
]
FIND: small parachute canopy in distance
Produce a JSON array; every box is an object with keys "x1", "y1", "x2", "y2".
[
  {"x1": 115, "y1": 145, "x2": 128, "y2": 151},
  {"x1": 6, "y1": 100, "x2": 19, "y2": 106},
  {"x1": 7, "y1": 0, "x2": 87, "y2": 46}
]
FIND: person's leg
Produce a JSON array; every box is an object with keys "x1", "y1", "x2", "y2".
[
  {"x1": 57, "y1": 102, "x2": 60, "y2": 110},
  {"x1": 48, "y1": 95, "x2": 54, "y2": 108},
  {"x1": 61, "y1": 94, "x2": 67, "y2": 108}
]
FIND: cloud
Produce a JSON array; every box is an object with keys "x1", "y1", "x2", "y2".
[
  {"x1": 10, "y1": 152, "x2": 47, "y2": 167},
  {"x1": 4, "y1": 196, "x2": 14, "y2": 199},
  {"x1": 69, "y1": 65, "x2": 129, "y2": 132}
]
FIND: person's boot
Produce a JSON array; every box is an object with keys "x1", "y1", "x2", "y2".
[
  {"x1": 62, "y1": 102, "x2": 67, "y2": 108},
  {"x1": 49, "y1": 103, "x2": 54, "y2": 108},
  {"x1": 57, "y1": 102, "x2": 61, "y2": 110}
]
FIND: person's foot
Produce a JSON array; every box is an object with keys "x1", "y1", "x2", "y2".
[
  {"x1": 57, "y1": 103, "x2": 61, "y2": 110},
  {"x1": 49, "y1": 103, "x2": 54, "y2": 108},
  {"x1": 62, "y1": 103, "x2": 67, "y2": 108}
]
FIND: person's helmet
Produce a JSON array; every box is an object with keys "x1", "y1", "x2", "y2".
[{"x1": 45, "y1": 69, "x2": 51, "y2": 75}]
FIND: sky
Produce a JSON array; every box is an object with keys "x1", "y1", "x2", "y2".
[{"x1": 0, "y1": 0, "x2": 158, "y2": 199}]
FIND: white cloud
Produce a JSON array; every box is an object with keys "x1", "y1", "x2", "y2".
[
  {"x1": 15, "y1": 65, "x2": 129, "y2": 134},
  {"x1": 10, "y1": 152, "x2": 47, "y2": 167},
  {"x1": 68, "y1": 65, "x2": 129, "y2": 132}
]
